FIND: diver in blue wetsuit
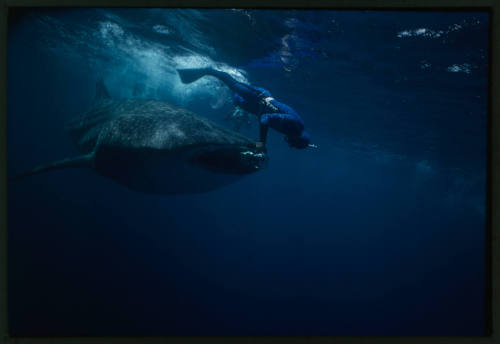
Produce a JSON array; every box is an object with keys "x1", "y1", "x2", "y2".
[{"x1": 177, "y1": 67, "x2": 313, "y2": 149}]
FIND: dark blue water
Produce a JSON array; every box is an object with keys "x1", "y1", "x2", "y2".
[{"x1": 7, "y1": 8, "x2": 488, "y2": 336}]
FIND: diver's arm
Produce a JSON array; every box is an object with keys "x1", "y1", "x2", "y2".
[{"x1": 259, "y1": 122, "x2": 269, "y2": 144}]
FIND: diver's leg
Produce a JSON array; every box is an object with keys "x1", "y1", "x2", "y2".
[
  {"x1": 254, "y1": 124, "x2": 268, "y2": 149},
  {"x1": 204, "y1": 69, "x2": 240, "y2": 88},
  {"x1": 177, "y1": 67, "x2": 267, "y2": 105},
  {"x1": 205, "y1": 69, "x2": 271, "y2": 101},
  {"x1": 259, "y1": 115, "x2": 270, "y2": 144},
  {"x1": 177, "y1": 67, "x2": 242, "y2": 89}
]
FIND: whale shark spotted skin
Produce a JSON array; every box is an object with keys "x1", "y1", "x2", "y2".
[{"x1": 10, "y1": 92, "x2": 267, "y2": 194}]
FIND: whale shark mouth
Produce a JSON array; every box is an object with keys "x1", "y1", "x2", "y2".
[{"x1": 190, "y1": 144, "x2": 268, "y2": 175}]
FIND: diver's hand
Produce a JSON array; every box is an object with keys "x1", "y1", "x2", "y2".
[{"x1": 255, "y1": 141, "x2": 267, "y2": 153}]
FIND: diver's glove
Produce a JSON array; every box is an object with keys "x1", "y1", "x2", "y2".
[
  {"x1": 224, "y1": 106, "x2": 244, "y2": 121},
  {"x1": 284, "y1": 132, "x2": 311, "y2": 149},
  {"x1": 232, "y1": 106, "x2": 251, "y2": 119},
  {"x1": 232, "y1": 107, "x2": 242, "y2": 118}
]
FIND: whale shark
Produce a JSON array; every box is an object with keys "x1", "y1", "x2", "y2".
[{"x1": 9, "y1": 80, "x2": 268, "y2": 194}]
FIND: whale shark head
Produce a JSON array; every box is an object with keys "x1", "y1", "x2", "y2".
[{"x1": 190, "y1": 144, "x2": 267, "y2": 174}]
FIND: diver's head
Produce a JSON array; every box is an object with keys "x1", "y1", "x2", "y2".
[{"x1": 284, "y1": 132, "x2": 311, "y2": 149}]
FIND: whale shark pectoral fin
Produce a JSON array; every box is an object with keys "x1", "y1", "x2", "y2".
[{"x1": 9, "y1": 153, "x2": 95, "y2": 182}]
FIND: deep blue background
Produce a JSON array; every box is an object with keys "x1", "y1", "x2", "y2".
[{"x1": 7, "y1": 9, "x2": 488, "y2": 336}]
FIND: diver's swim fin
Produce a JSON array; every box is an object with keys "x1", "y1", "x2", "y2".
[
  {"x1": 177, "y1": 68, "x2": 210, "y2": 84},
  {"x1": 8, "y1": 153, "x2": 94, "y2": 182}
]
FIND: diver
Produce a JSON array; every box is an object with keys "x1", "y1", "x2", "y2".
[{"x1": 177, "y1": 67, "x2": 313, "y2": 149}]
